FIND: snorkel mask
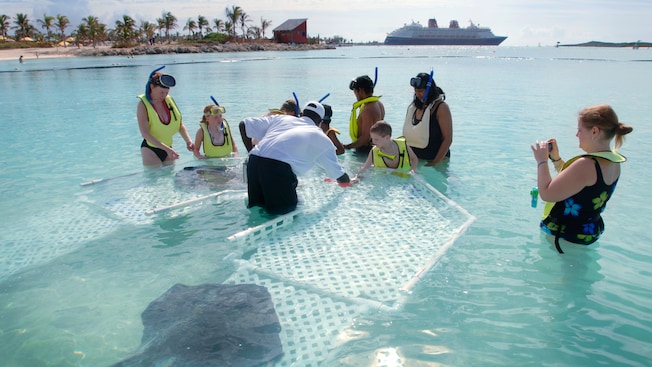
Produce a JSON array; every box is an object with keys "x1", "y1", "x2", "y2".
[
  {"x1": 207, "y1": 96, "x2": 227, "y2": 134},
  {"x1": 409, "y1": 69, "x2": 435, "y2": 103},
  {"x1": 349, "y1": 68, "x2": 379, "y2": 91},
  {"x1": 145, "y1": 65, "x2": 176, "y2": 102},
  {"x1": 204, "y1": 105, "x2": 226, "y2": 116}
]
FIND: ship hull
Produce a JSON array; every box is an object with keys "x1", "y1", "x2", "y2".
[{"x1": 384, "y1": 36, "x2": 507, "y2": 46}]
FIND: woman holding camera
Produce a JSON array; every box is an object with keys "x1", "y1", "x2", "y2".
[{"x1": 531, "y1": 104, "x2": 633, "y2": 253}]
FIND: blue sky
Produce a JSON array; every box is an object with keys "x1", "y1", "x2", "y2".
[{"x1": 2, "y1": 0, "x2": 650, "y2": 46}]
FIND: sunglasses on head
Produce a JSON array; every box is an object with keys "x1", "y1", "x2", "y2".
[
  {"x1": 410, "y1": 77, "x2": 427, "y2": 89},
  {"x1": 151, "y1": 74, "x2": 176, "y2": 89},
  {"x1": 204, "y1": 106, "x2": 226, "y2": 116}
]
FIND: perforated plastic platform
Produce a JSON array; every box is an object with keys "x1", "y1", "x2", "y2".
[
  {"x1": 225, "y1": 168, "x2": 475, "y2": 366},
  {"x1": 0, "y1": 204, "x2": 119, "y2": 279},
  {"x1": 0, "y1": 159, "x2": 247, "y2": 280}
]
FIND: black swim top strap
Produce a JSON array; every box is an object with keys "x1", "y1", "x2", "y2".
[
  {"x1": 554, "y1": 235, "x2": 564, "y2": 254},
  {"x1": 590, "y1": 157, "x2": 607, "y2": 186}
]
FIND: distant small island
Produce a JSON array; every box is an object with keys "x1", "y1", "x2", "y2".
[{"x1": 558, "y1": 41, "x2": 651, "y2": 48}]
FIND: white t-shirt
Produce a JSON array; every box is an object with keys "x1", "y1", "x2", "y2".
[{"x1": 244, "y1": 114, "x2": 346, "y2": 179}]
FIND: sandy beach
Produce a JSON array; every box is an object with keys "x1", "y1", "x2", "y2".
[
  {"x1": 0, "y1": 46, "x2": 87, "y2": 61},
  {"x1": 1, "y1": 42, "x2": 335, "y2": 62}
]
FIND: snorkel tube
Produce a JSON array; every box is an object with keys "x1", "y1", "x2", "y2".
[
  {"x1": 210, "y1": 95, "x2": 220, "y2": 106},
  {"x1": 145, "y1": 65, "x2": 166, "y2": 102},
  {"x1": 318, "y1": 93, "x2": 330, "y2": 103},
  {"x1": 374, "y1": 66, "x2": 378, "y2": 87},
  {"x1": 292, "y1": 92, "x2": 300, "y2": 116},
  {"x1": 422, "y1": 68, "x2": 434, "y2": 103},
  {"x1": 210, "y1": 96, "x2": 226, "y2": 131}
]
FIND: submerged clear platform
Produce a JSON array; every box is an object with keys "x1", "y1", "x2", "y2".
[
  {"x1": 1, "y1": 158, "x2": 474, "y2": 366},
  {"x1": 224, "y1": 166, "x2": 475, "y2": 366}
]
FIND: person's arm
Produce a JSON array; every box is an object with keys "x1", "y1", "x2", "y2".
[
  {"x1": 137, "y1": 101, "x2": 177, "y2": 158},
  {"x1": 547, "y1": 139, "x2": 564, "y2": 172},
  {"x1": 193, "y1": 128, "x2": 205, "y2": 159},
  {"x1": 315, "y1": 144, "x2": 350, "y2": 186},
  {"x1": 336, "y1": 173, "x2": 351, "y2": 186},
  {"x1": 328, "y1": 131, "x2": 346, "y2": 155},
  {"x1": 178, "y1": 122, "x2": 195, "y2": 152},
  {"x1": 426, "y1": 102, "x2": 452, "y2": 166},
  {"x1": 352, "y1": 151, "x2": 374, "y2": 183},
  {"x1": 406, "y1": 145, "x2": 419, "y2": 173},
  {"x1": 229, "y1": 133, "x2": 239, "y2": 155},
  {"x1": 239, "y1": 120, "x2": 254, "y2": 152},
  {"x1": 531, "y1": 141, "x2": 595, "y2": 202}
]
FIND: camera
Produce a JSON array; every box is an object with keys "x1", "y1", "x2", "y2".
[{"x1": 547, "y1": 142, "x2": 553, "y2": 152}]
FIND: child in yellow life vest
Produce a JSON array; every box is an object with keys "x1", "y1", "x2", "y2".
[
  {"x1": 193, "y1": 105, "x2": 238, "y2": 159},
  {"x1": 353, "y1": 120, "x2": 418, "y2": 182}
]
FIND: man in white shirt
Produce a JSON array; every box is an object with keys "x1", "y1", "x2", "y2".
[{"x1": 241, "y1": 101, "x2": 351, "y2": 214}]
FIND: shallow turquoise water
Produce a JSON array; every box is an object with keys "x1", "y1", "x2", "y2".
[{"x1": 1, "y1": 46, "x2": 651, "y2": 366}]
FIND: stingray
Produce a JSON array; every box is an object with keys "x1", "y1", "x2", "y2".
[
  {"x1": 111, "y1": 283, "x2": 283, "y2": 367},
  {"x1": 175, "y1": 165, "x2": 239, "y2": 190}
]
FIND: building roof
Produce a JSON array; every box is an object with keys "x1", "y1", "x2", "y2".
[{"x1": 273, "y1": 19, "x2": 307, "y2": 32}]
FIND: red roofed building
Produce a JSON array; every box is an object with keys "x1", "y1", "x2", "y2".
[{"x1": 273, "y1": 19, "x2": 308, "y2": 44}]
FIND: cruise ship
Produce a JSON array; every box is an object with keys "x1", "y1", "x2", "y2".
[{"x1": 384, "y1": 18, "x2": 507, "y2": 46}]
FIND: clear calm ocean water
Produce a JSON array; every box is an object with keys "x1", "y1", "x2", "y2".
[{"x1": 1, "y1": 45, "x2": 651, "y2": 366}]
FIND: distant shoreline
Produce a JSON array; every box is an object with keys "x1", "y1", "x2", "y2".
[
  {"x1": 0, "y1": 42, "x2": 335, "y2": 62},
  {"x1": 558, "y1": 41, "x2": 651, "y2": 48}
]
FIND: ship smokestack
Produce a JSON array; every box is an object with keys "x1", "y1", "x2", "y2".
[{"x1": 428, "y1": 18, "x2": 438, "y2": 28}]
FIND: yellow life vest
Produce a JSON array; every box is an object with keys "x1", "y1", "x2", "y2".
[
  {"x1": 542, "y1": 150, "x2": 626, "y2": 218},
  {"x1": 372, "y1": 137, "x2": 411, "y2": 171},
  {"x1": 349, "y1": 96, "x2": 381, "y2": 141},
  {"x1": 138, "y1": 94, "x2": 182, "y2": 148},
  {"x1": 201, "y1": 120, "x2": 235, "y2": 158}
]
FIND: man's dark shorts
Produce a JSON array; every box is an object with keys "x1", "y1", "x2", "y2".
[{"x1": 247, "y1": 154, "x2": 298, "y2": 215}]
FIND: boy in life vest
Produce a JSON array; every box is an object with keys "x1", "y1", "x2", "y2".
[{"x1": 353, "y1": 120, "x2": 418, "y2": 182}]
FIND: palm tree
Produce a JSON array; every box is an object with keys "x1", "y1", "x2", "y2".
[
  {"x1": 0, "y1": 14, "x2": 10, "y2": 39},
  {"x1": 197, "y1": 15, "x2": 209, "y2": 38},
  {"x1": 225, "y1": 5, "x2": 242, "y2": 41},
  {"x1": 140, "y1": 20, "x2": 157, "y2": 45},
  {"x1": 238, "y1": 11, "x2": 251, "y2": 40},
  {"x1": 81, "y1": 15, "x2": 105, "y2": 47},
  {"x1": 155, "y1": 17, "x2": 165, "y2": 42},
  {"x1": 114, "y1": 15, "x2": 137, "y2": 46},
  {"x1": 162, "y1": 11, "x2": 177, "y2": 44},
  {"x1": 55, "y1": 14, "x2": 69, "y2": 45},
  {"x1": 225, "y1": 21, "x2": 234, "y2": 38},
  {"x1": 73, "y1": 23, "x2": 88, "y2": 47},
  {"x1": 212, "y1": 18, "x2": 224, "y2": 33},
  {"x1": 260, "y1": 17, "x2": 272, "y2": 39},
  {"x1": 184, "y1": 18, "x2": 197, "y2": 39},
  {"x1": 12, "y1": 13, "x2": 32, "y2": 40},
  {"x1": 37, "y1": 13, "x2": 54, "y2": 41},
  {"x1": 248, "y1": 26, "x2": 261, "y2": 40}
]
